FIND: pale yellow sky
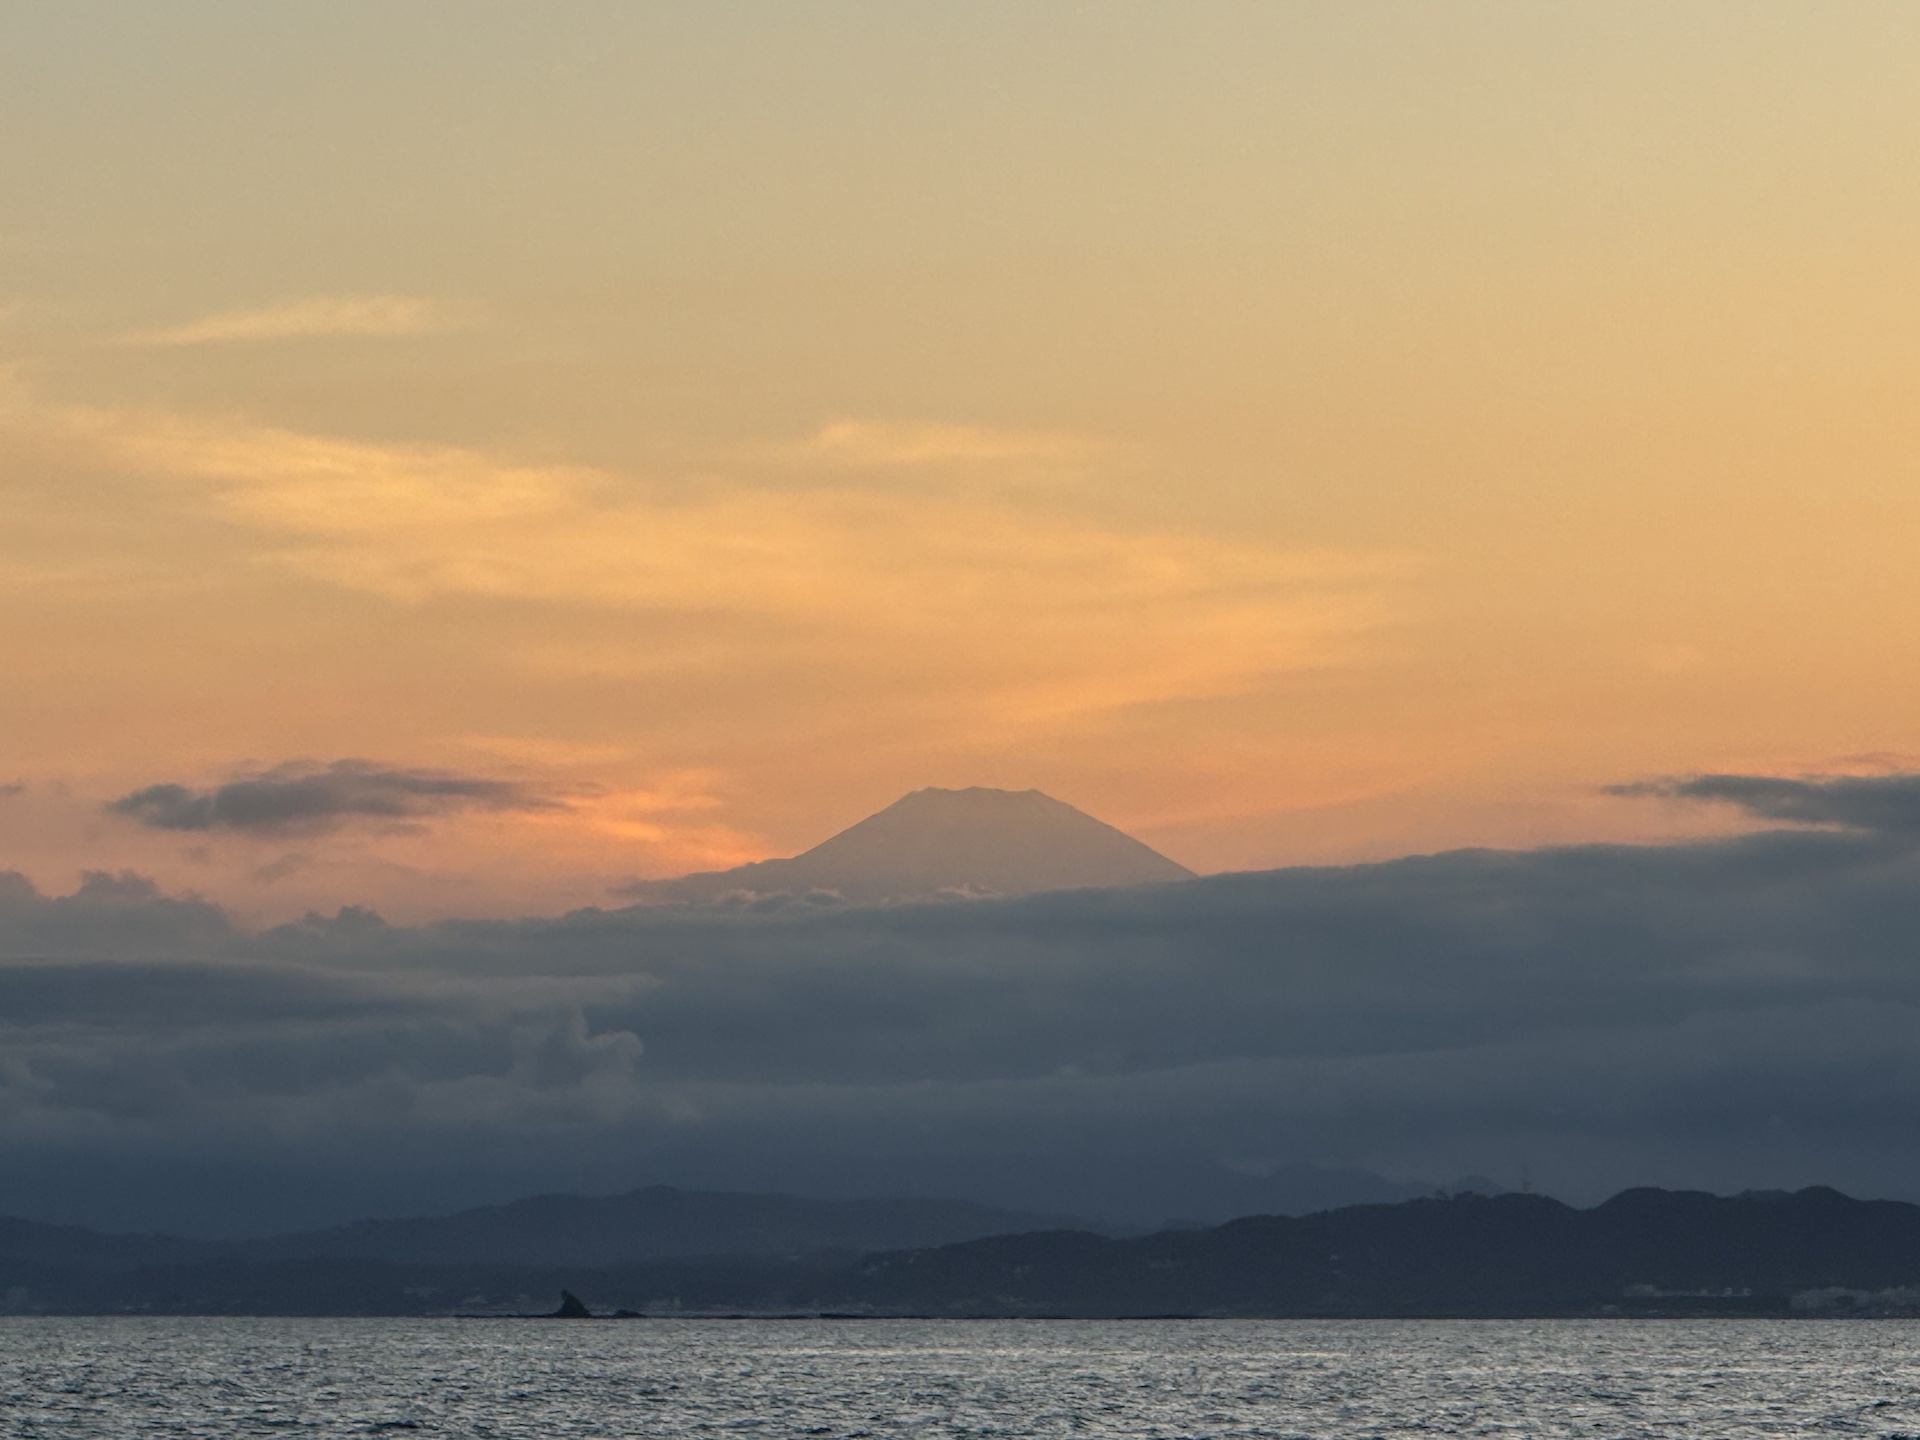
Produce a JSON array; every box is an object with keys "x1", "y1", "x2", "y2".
[{"x1": 4, "y1": 2, "x2": 1920, "y2": 919}]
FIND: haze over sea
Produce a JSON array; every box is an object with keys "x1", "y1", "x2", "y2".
[{"x1": 6, "y1": 1317, "x2": 1920, "y2": 1438}]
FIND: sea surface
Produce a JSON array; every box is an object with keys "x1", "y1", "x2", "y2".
[{"x1": 3, "y1": 1316, "x2": 1919, "y2": 1438}]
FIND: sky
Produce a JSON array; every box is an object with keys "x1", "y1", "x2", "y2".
[
  {"x1": 8, "y1": 4, "x2": 1920, "y2": 1233},
  {"x1": 6, "y1": 2, "x2": 1920, "y2": 920}
]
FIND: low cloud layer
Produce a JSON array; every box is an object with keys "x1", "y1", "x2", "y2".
[
  {"x1": 107, "y1": 760, "x2": 560, "y2": 835},
  {"x1": 11, "y1": 771, "x2": 1920, "y2": 1234}
]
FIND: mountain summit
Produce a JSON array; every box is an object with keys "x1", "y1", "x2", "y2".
[{"x1": 625, "y1": 787, "x2": 1194, "y2": 906}]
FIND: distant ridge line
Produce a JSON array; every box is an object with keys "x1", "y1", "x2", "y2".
[{"x1": 6, "y1": 1185, "x2": 1920, "y2": 1317}]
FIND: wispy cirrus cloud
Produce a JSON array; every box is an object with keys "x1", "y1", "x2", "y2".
[
  {"x1": 59, "y1": 405, "x2": 1409, "y2": 730},
  {"x1": 121, "y1": 295, "x2": 443, "y2": 347},
  {"x1": 802, "y1": 419, "x2": 1099, "y2": 467}
]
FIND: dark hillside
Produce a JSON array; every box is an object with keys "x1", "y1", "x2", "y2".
[
  {"x1": 241, "y1": 1185, "x2": 1080, "y2": 1266},
  {"x1": 843, "y1": 1188, "x2": 1920, "y2": 1316}
]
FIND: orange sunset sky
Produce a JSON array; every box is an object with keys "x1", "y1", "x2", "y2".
[{"x1": 5, "y1": 2, "x2": 1920, "y2": 921}]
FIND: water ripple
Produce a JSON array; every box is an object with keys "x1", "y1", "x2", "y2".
[{"x1": 2, "y1": 1317, "x2": 1919, "y2": 1437}]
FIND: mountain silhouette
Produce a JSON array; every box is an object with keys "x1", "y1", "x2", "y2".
[
  {"x1": 15, "y1": 1186, "x2": 1920, "y2": 1316},
  {"x1": 832, "y1": 1186, "x2": 1920, "y2": 1318},
  {"x1": 621, "y1": 787, "x2": 1194, "y2": 906},
  {"x1": 237, "y1": 1185, "x2": 1081, "y2": 1267}
]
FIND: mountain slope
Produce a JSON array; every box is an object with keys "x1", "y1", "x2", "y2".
[
  {"x1": 0, "y1": 1216, "x2": 214, "y2": 1273},
  {"x1": 17, "y1": 1186, "x2": 1920, "y2": 1316},
  {"x1": 624, "y1": 787, "x2": 1194, "y2": 906},
  {"x1": 239, "y1": 1186, "x2": 1083, "y2": 1267}
]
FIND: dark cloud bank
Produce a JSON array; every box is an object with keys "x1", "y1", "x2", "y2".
[
  {"x1": 10, "y1": 772, "x2": 1920, "y2": 1236},
  {"x1": 107, "y1": 760, "x2": 556, "y2": 834},
  {"x1": 1609, "y1": 771, "x2": 1920, "y2": 833}
]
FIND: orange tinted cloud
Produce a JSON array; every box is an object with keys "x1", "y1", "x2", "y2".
[
  {"x1": 122, "y1": 296, "x2": 444, "y2": 346},
  {"x1": 54, "y1": 400, "x2": 1408, "y2": 731}
]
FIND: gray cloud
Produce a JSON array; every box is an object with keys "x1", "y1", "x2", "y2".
[
  {"x1": 14, "y1": 776, "x2": 1920, "y2": 1233},
  {"x1": 107, "y1": 759, "x2": 560, "y2": 834},
  {"x1": 0, "y1": 782, "x2": 23, "y2": 799},
  {"x1": 1610, "y1": 770, "x2": 1920, "y2": 834},
  {"x1": 0, "y1": 870, "x2": 235, "y2": 957}
]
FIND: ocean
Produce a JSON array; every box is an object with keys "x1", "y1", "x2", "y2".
[{"x1": 2, "y1": 1316, "x2": 1916, "y2": 1437}]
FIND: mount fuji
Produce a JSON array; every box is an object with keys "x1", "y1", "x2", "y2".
[{"x1": 622, "y1": 786, "x2": 1194, "y2": 906}]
